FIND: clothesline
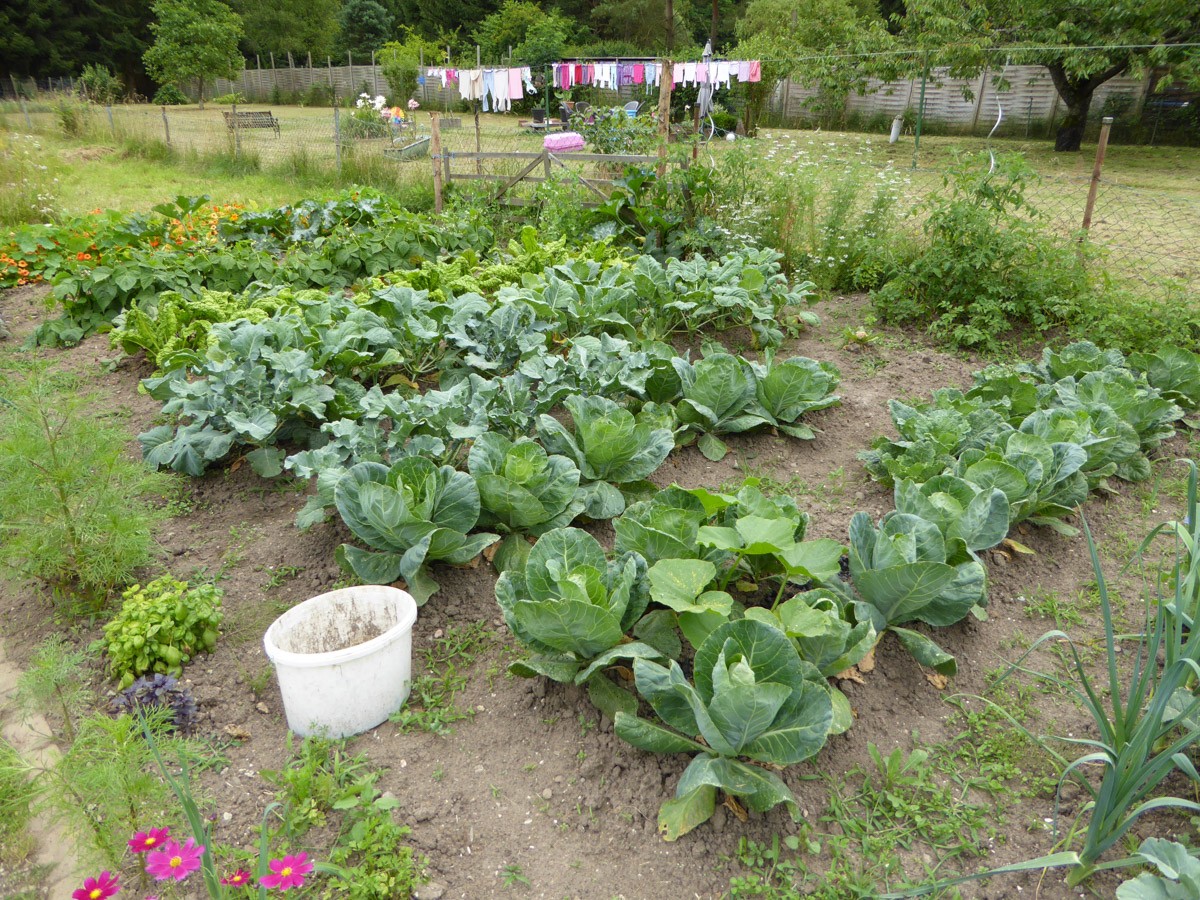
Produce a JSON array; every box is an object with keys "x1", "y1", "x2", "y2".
[{"x1": 420, "y1": 57, "x2": 762, "y2": 114}]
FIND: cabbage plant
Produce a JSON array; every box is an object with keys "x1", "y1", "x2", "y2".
[
  {"x1": 467, "y1": 434, "x2": 584, "y2": 537},
  {"x1": 892, "y1": 475, "x2": 1010, "y2": 553},
  {"x1": 495, "y1": 528, "x2": 671, "y2": 716},
  {"x1": 826, "y1": 511, "x2": 987, "y2": 673},
  {"x1": 333, "y1": 457, "x2": 499, "y2": 604},
  {"x1": 954, "y1": 431, "x2": 1089, "y2": 534},
  {"x1": 615, "y1": 619, "x2": 833, "y2": 840},
  {"x1": 1130, "y1": 347, "x2": 1200, "y2": 410},
  {"x1": 536, "y1": 395, "x2": 674, "y2": 519}
]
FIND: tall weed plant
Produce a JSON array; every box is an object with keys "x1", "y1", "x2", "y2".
[
  {"x1": 0, "y1": 366, "x2": 169, "y2": 607},
  {"x1": 706, "y1": 136, "x2": 911, "y2": 292},
  {"x1": 872, "y1": 153, "x2": 1089, "y2": 352},
  {"x1": 0, "y1": 132, "x2": 58, "y2": 227}
]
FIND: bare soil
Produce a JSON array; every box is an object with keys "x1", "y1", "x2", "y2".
[{"x1": 1, "y1": 285, "x2": 1194, "y2": 899}]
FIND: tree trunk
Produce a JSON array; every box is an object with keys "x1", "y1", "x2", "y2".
[
  {"x1": 665, "y1": 0, "x2": 675, "y2": 52},
  {"x1": 197, "y1": 78, "x2": 205, "y2": 110},
  {"x1": 1055, "y1": 91, "x2": 1091, "y2": 152},
  {"x1": 1046, "y1": 58, "x2": 1128, "y2": 153},
  {"x1": 710, "y1": 0, "x2": 719, "y2": 48}
]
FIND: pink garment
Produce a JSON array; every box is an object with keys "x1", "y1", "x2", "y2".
[
  {"x1": 508, "y1": 67, "x2": 523, "y2": 100},
  {"x1": 585, "y1": 63, "x2": 594, "y2": 83},
  {"x1": 672, "y1": 62, "x2": 684, "y2": 85},
  {"x1": 696, "y1": 62, "x2": 708, "y2": 83},
  {"x1": 574, "y1": 63, "x2": 583, "y2": 83},
  {"x1": 748, "y1": 60, "x2": 761, "y2": 83},
  {"x1": 737, "y1": 60, "x2": 751, "y2": 82},
  {"x1": 633, "y1": 64, "x2": 644, "y2": 84}
]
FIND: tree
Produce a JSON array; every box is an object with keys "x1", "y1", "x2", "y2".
[
  {"x1": 473, "y1": 0, "x2": 574, "y2": 63},
  {"x1": 143, "y1": 0, "x2": 244, "y2": 109},
  {"x1": 338, "y1": 0, "x2": 394, "y2": 59},
  {"x1": 234, "y1": 0, "x2": 340, "y2": 64},
  {"x1": 0, "y1": 0, "x2": 154, "y2": 92},
  {"x1": 900, "y1": 0, "x2": 1200, "y2": 151},
  {"x1": 734, "y1": 0, "x2": 889, "y2": 132}
]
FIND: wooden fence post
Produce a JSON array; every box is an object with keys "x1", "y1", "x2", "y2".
[
  {"x1": 1081, "y1": 116, "x2": 1113, "y2": 234},
  {"x1": 656, "y1": 59, "x2": 672, "y2": 177},
  {"x1": 431, "y1": 112, "x2": 444, "y2": 213}
]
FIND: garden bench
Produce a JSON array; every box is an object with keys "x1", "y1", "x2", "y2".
[{"x1": 222, "y1": 110, "x2": 281, "y2": 137}]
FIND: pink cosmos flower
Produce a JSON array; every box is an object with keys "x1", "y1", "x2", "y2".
[
  {"x1": 220, "y1": 869, "x2": 252, "y2": 886},
  {"x1": 71, "y1": 871, "x2": 119, "y2": 900},
  {"x1": 128, "y1": 828, "x2": 170, "y2": 854},
  {"x1": 145, "y1": 838, "x2": 205, "y2": 882},
  {"x1": 259, "y1": 853, "x2": 314, "y2": 891}
]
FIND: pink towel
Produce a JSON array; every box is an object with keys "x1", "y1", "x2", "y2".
[
  {"x1": 748, "y1": 61, "x2": 761, "y2": 83},
  {"x1": 633, "y1": 64, "x2": 644, "y2": 84},
  {"x1": 508, "y1": 67, "x2": 523, "y2": 100}
]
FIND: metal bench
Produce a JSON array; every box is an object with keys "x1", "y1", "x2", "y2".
[{"x1": 222, "y1": 110, "x2": 281, "y2": 137}]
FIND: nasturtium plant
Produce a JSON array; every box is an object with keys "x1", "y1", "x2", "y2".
[
  {"x1": 495, "y1": 528, "x2": 671, "y2": 717},
  {"x1": 615, "y1": 619, "x2": 833, "y2": 840},
  {"x1": 537, "y1": 395, "x2": 674, "y2": 519},
  {"x1": 333, "y1": 457, "x2": 499, "y2": 604}
]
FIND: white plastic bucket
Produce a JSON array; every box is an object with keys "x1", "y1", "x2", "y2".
[{"x1": 263, "y1": 586, "x2": 418, "y2": 738}]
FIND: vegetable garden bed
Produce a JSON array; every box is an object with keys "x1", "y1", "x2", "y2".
[{"x1": 1, "y1": 193, "x2": 1198, "y2": 900}]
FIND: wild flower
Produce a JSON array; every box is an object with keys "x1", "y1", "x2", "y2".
[
  {"x1": 72, "y1": 871, "x2": 120, "y2": 900},
  {"x1": 129, "y1": 827, "x2": 171, "y2": 853},
  {"x1": 260, "y1": 853, "x2": 314, "y2": 891},
  {"x1": 145, "y1": 837, "x2": 205, "y2": 882},
  {"x1": 220, "y1": 870, "x2": 252, "y2": 886}
]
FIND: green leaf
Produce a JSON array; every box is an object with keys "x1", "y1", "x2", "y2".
[
  {"x1": 615, "y1": 711, "x2": 706, "y2": 754},
  {"x1": 890, "y1": 627, "x2": 956, "y2": 676},
  {"x1": 585, "y1": 672, "x2": 637, "y2": 719},
  {"x1": 697, "y1": 432, "x2": 729, "y2": 461},
  {"x1": 335, "y1": 544, "x2": 403, "y2": 584},
  {"x1": 648, "y1": 559, "x2": 732, "y2": 615},
  {"x1": 776, "y1": 539, "x2": 845, "y2": 581},
  {"x1": 508, "y1": 654, "x2": 582, "y2": 683},
  {"x1": 658, "y1": 784, "x2": 717, "y2": 841}
]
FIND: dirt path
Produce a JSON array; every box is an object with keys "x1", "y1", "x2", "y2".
[{"x1": 0, "y1": 639, "x2": 87, "y2": 900}]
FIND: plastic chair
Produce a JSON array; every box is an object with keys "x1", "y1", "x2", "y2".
[{"x1": 623, "y1": 101, "x2": 641, "y2": 118}]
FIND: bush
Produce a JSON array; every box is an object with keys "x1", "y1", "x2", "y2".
[
  {"x1": 302, "y1": 81, "x2": 335, "y2": 108},
  {"x1": 579, "y1": 107, "x2": 658, "y2": 155},
  {"x1": 872, "y1": 153, "x2": 1089, "y2": 351},
  {"x1": 103, "y1": 575, "x2": 223, "y2": 689},
  {"x1": 151, "y1": 84, "x2": 188, "y2": 105},
  {"x1": 0, "y1": 368, "x2": 168, "y2": 606},
  {"x1": 78, "y1": 65, "x2": 124, "y2": 104},
  {"x1": 212, "y1": 91, "x2": 246, "y2": 104},
  {"x1": 55, "y1": 98, "x2": 90, "y2": 137}
]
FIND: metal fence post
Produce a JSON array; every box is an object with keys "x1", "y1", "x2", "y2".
[
  {"x1": 431, "y1": 112, "x2": 444, "y2": 213},
  {"x1": 232, "y1": 102, "x2": 241, "y2": 158},
  {"x1": 162, "y1": 105, "x2": 171, "y2": 146},
  {"x1": 1081, "y1": 116, "x2": 1113, "y2": 235},
  {"x1": 912, "y1": 51, "x2": 929, "y2": 169},
  {"x1": 333, "y1": 100, "x2": 342, "y2": 176}
]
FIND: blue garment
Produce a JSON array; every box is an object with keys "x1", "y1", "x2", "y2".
[{"x1": 482, "y1": 69, "x2": 494, "y2": 111}]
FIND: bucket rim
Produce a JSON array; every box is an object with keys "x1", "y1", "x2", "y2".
[{"x1": 263, "y1": 585, "x2": 417, "y2": 669}]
